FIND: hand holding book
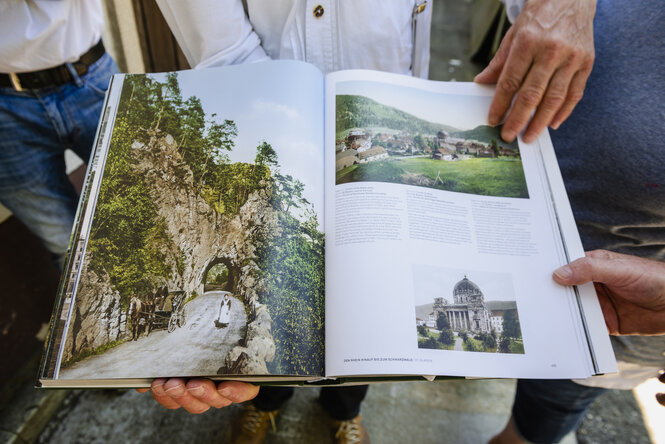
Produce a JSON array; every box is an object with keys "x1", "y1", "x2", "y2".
[
  {"x1": 137, "y1": 378, "x2": 259, "y2": 414},
  {"x1": 553, "y1": 250, "x2": 665, "y2": 336}
]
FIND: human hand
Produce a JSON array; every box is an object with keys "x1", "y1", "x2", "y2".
[
  {"x1": 553, "y1": 250, "x2": 665, "y2": 336},
  {"x1": 136, "y1": 378, "x2": 259, "y2": 414},
  {"x1": 474, "y1": 0, "x2": 596, "y2": 143}
]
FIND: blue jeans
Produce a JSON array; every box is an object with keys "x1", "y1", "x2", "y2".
[
  {"x1": 512, "y1": 379, "x2": 606, "y2": 443},
  {"x1": 512, "y1": 0, "x2": 665, "y2": 442},
  {"x1": 0, "y1": 52, "x2": 117, "y2": 268}
]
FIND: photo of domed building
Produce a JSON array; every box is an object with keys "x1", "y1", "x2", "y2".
[
  {"x1": 432, "y1": 276, "x2": 491, "y2": 334},
  {"x1": 414, "y1": 266, "x2": 524, "y2": 354}
]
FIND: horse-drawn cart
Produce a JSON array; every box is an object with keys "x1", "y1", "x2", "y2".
[{"x1": 152, "y1": 290, "x2": 187, "y2": 333}]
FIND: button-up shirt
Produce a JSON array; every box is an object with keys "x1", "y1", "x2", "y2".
[{"x1": 0, "y1": 0, "x2": 103, "y2": 73}]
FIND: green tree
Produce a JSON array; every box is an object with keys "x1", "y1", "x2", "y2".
[
  {"x1": 491, "y1": 138, "x2": 500, "y2": 157},
  {"x1": 438, "y1": 329, "x2": 455, "y2": 346},
  {"x1": 417, "y1": 324, "x2": 428, "y2": 337},
  {"x1": 502, "y1": 310, "x2": 522, "y2": 340},
  {"x1": 436, "y1": 312, "x2": 450, "y2": 331},
  {"x1": 499, "y1": 336, "x2": 511, "y2": 353}
]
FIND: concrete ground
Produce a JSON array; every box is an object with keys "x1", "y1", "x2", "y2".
[{"x1": 0, "y1": 1, "x2": 661, "y2": 443}]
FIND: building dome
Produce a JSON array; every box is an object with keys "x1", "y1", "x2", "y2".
[{"x1": 453, "y1": 276, "x2": 482, "y2": 297}]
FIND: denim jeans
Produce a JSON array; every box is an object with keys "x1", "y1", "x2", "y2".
[
  {"x1": 0, "y1": 52, "x2": 117, "y2": 268},
  {"x1": 512, "y1": 0, "x2": 665, "y2": 442},
  {"x1": 512, "y1": 379, "x2": 606, "y2": 443}
]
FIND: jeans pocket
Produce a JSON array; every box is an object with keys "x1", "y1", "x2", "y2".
[{"x1": 82, "y1": 53, "x2": 118, "y2": 97}]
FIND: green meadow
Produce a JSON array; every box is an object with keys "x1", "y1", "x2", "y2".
[{"x1": 336, "y1": 157, "x2": 529, "y2": 198}]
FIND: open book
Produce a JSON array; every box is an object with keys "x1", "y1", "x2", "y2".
[{"x1": 39, "y1": 60, "x2": 616, "y2": 388}]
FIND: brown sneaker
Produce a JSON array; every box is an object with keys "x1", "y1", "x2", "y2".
[
  {"x1": 331, "y1": 414, "x2": 370, "y2": 444},
  {"x1": 228, "y1": 404, "x2": 278, "y2": 444}
]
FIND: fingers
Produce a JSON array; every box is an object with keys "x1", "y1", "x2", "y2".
[
  {"x1": 550, "y1": 67, "x2": 591, "y2": 129},
  {"x1": 521, "y1": 63, "x2": 576, "y2": 142},
  {"x1": 552, "y1": 250, "x2": 639, "y2": 287},
  {"x1": 216, "y1": 380, "x2": 260, "y2": 403},
  {"x1": 138, "y1": 378, "x2": 260, "y2": 414},
  {"x1": 486, "y1": 34, "x2": 534, "y2": 129}
]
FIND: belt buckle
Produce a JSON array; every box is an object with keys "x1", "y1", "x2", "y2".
[{"x1": 9, "y1": 73, "x2": 24, "y2": 92}]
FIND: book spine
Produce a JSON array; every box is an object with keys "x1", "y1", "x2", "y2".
[{"x1": 38, "y1": 76, "x2": 120, "y2": 382}]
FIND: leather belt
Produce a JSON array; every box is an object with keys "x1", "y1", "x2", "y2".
[{"x1": 0, "y1": 40, "x2": 106, "y2": 91}]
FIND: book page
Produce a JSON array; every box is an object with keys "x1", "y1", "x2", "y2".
[
  {"x1": 47, "y1": 61, "x2": 328, "y2": 382},
  {"x1": 324, "y1": 70, "x2": 614, "y2": 379}
]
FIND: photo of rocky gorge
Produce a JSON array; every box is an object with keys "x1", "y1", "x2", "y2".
[{"x1": 54, "y1": 69, "x2": 325, "y2": 380}]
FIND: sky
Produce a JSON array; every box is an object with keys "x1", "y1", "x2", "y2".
[
  {"x1": 412, "y1": 265, "x2": 516, "y2": 306},
  {"x1": 335, "y1": 80, "x2": 493, "y2": 131},
  {"x1": 146, "y1": 61, "x2": 326, "y2": 224}
]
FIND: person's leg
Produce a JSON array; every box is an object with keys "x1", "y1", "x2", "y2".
[
  {"x1": 251, "y1": 386, "x2": 294, "y2": 411},
  {"x1": 0, "y1": 52, "x2": 117, "y2": 268},
  {"x1": 506, "y1": 379, "x2": 606, "y2": 443},
  {"x1": 319, "y1": 385, "x2": 369, "y2": 421},
  {"x1": 320, "y1": 385, "x2": 370, "y2": 444}
]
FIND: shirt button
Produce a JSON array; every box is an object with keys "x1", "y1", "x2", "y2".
[{"x1": 313, "y1": 5, "x2": 324, "y2": 18}]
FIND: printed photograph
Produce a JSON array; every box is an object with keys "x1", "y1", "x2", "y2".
[
  {"x1": 55, "y1": 63, "x2": 325, "y2": 380},
  {"x1": 335, "y1": 81, "x2": 529, "y2": 198},
  {"x1": 414, "y1": 265, "x2": 524, "y2": 354}
]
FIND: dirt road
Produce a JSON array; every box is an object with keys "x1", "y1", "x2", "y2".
[{"x1": 59, "y1": 291, "x2": 246, "y2": 380}]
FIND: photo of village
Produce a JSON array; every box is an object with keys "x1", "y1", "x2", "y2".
[
  {"x1": 414, "y1": 266, "x2": 524, "y2": 354},
  {"x1": 335, "y1": 85, "x2": 529, "y2": 198}
]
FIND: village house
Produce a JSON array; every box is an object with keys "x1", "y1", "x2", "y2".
[
  {"x1": 335, "y1": 149, "x2": 358, "y2": 172},
  {"x1": 346, "y1": 129, "x2": 372, "y2": 152},
  {"x1": 358, "y1": 146, "x2": 388, "y2": 163}
]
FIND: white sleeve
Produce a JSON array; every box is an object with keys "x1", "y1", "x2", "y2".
[
  {"x1": 155, "y1": 0, "x2": 270, "y2": 68},
  {"x1": 500, "y1": 0, "x2": 526, "y2": 23}
]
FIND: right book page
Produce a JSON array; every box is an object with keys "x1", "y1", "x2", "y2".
[{"x1": 323, "y1": 69, "x2": 616, "y2": 380}]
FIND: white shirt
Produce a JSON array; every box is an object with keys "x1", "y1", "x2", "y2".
[
  {"x1": 157, "y1": 0, "x2": 524, "y2": 78},
  {"x1": 0, "y1": 0, "x2": 104, "y2": 73},
  {"x1": 157, "y1": 0, "x2": 433, "y2": 78}
]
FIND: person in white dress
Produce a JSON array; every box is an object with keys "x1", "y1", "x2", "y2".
[{"x1": 216, "y1": 293, "x2": 232, "y2": 327}]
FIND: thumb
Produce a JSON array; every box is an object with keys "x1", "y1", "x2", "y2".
[{"x1": 552, "y1": 255, "x2": 618, "y2": 287}]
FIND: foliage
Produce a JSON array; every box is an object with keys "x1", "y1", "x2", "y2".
[
  {"x1": 417, "y1": 324, "x2": 428, "y2": 337},
  {"x1": 88, "y1": 72, "x2": 325, "y2": 376},
  {"x1": 336, "y1": 95, "x2": 458, "y2": 135},
  {"x1": 502, "y1": 310, "x2": 522, "y2": 340},
  {"x1": 438, "y1": 329, "x2": 455, "y2": 346},
  {"x1": 499, "y1": 336, "x2": 512, "y2": 353},
  {"x1": 258, "y1": 197, "x2": 325, "y2": 375},
  {"x1": 436, "y1": 312, "x2": 450, "y2": 331},
  {"x1": 419, "y1": 337, "x2": 440, "y2": 350}
]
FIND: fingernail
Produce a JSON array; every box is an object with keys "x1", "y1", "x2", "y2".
[
  {"x1": 554, "y1": 265, "x2": 572, "y2": 280},
  {"x1": 551, "y1": 122, "x2": 560, "y2": 130},
  {"x1": 488, "y1": 116, "x2": 498, "y2": 126},
  {"x1": 187, "y1": 386, "x2": 204, "y2": 396},
  {"x1": 218, "y1": 387, "x2": 232, "y2": 399}
]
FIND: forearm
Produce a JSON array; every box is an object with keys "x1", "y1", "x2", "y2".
[{"x1": 155, "y1": 0, "x2": 270, "y2": 68}]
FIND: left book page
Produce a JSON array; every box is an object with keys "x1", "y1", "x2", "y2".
[{"x1": 40, "y1": 61, "x2": 327, "y2": 388}]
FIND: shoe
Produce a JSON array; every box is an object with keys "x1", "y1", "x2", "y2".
[
  {"x1": 228, "y1": 404, "x2": 278, "y2": 444},
  {"x1": 331, "y1": 414, "x2": 370, "y2": 444}
]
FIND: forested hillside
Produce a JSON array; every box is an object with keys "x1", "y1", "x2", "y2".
[{"x1": 336, "y1": 94, "x2": 458, "y2": 135}]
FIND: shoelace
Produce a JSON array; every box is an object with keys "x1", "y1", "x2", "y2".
[
  {"x1": 334, "y1": 419, "x2": 363, "y2": 443},
  {"x1": 242, "y1": 408, "x2": 277, "y2": 434}
]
